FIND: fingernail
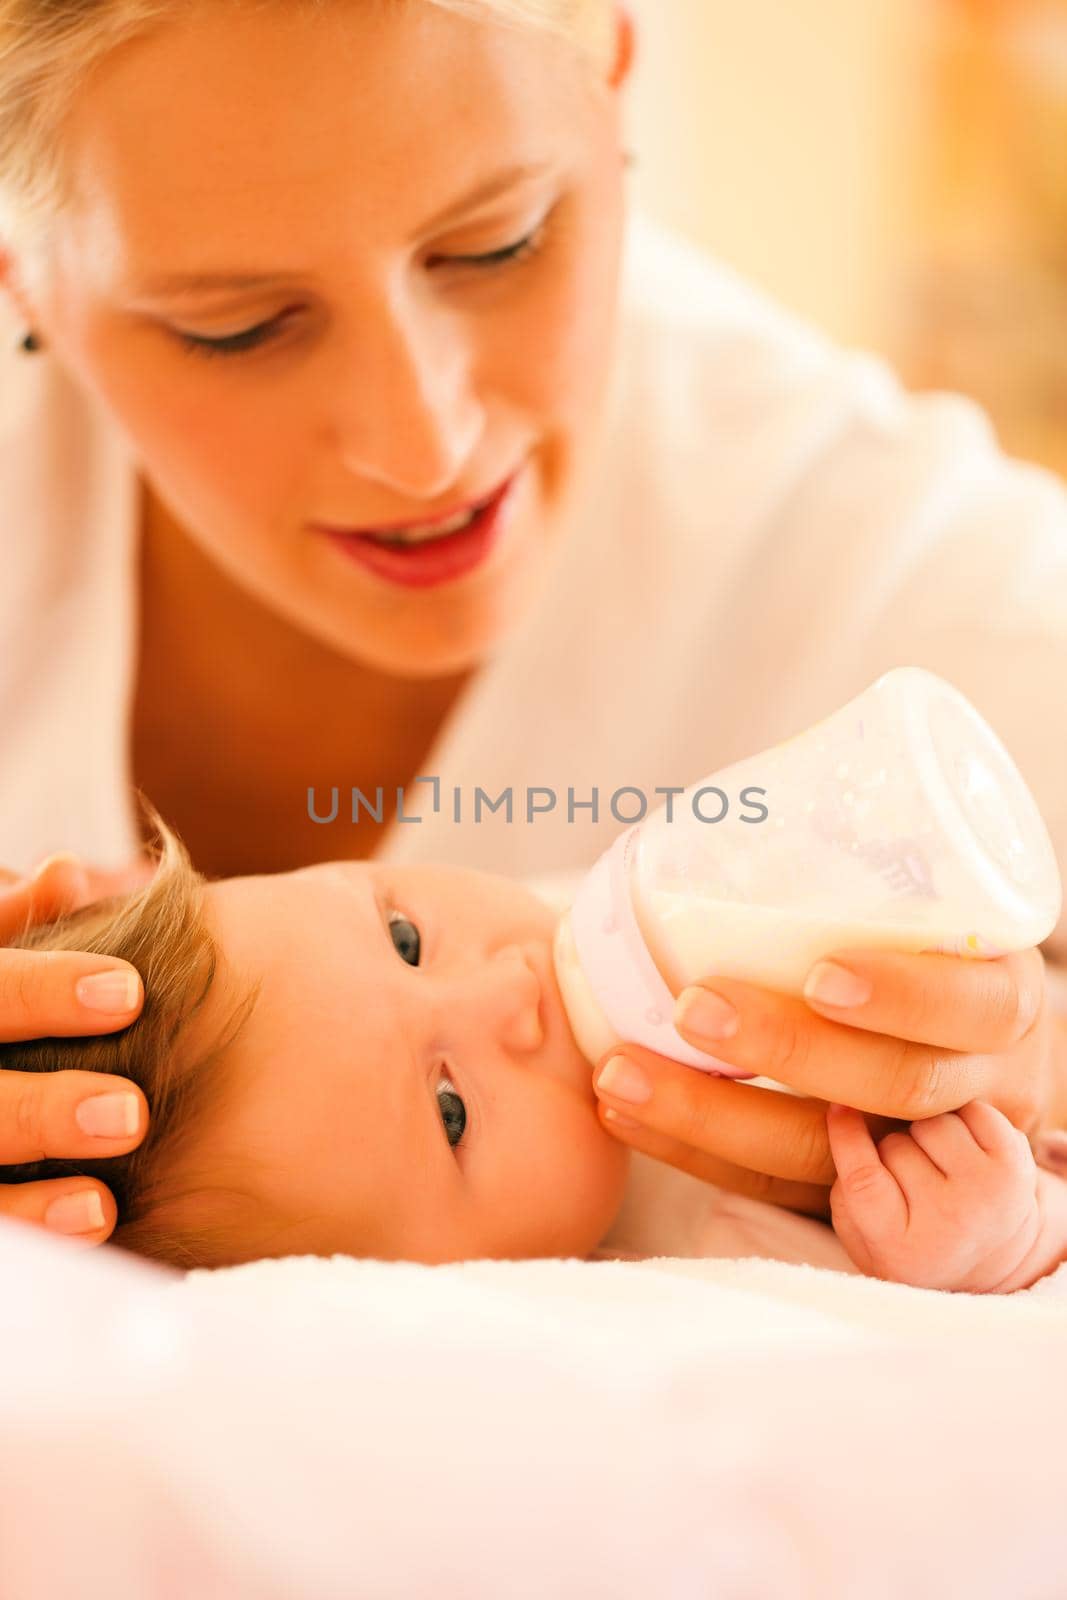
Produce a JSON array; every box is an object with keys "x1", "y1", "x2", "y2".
[
  {"x1": 44, "y1": 1189, "x2": 106, "y2": 1235},
  {"x1": 75, "y1": 1092, "x2": 140, "y2": 1138},
  {"x1": 75, "y1": 971, "x2": 141, "y2": 1013},
  {"x1": 597, "y1": 1055, "x2": 652, "y2": 1105},
  {"x1": 803, "y1": 962, "x2": 872, "y2": 1008},
  {"x1": 674, "y1": 986, "x2": 740, "y2": 1041},
  {"x1": 604, "y1": 1108, "x2": 642, "y2": 1130}
]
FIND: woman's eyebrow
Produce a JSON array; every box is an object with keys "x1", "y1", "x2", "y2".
[
  {"x1": 127, "y1": 268, "x2": 305, "y2": 299},
  {"x1": 418, "y1": 157, "x2": 559, "y2": 233},
  {"x1": 125, "y1": 160, "x2": 560, "y2": 299}
]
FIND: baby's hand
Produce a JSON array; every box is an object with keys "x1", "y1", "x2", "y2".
[{"x1": 826, "y1": 1100, "x2": 1041, "y2": 1293}]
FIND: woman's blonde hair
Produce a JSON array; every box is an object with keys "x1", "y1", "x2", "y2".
[
  {"x1": 0, "y1": 802, "x2": 266, "y2": 1270},
  {"x1": 0, "y1": 0, "x2": 616, "y2": 274}
]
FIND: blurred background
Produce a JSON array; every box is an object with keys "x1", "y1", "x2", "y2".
[{"x1": 627, "y1": 0, "x2": 1067, "y2": 477}]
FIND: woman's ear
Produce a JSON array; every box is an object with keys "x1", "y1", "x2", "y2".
[
  {"x1": 0, "y1": 246, "x2": 35, "y2": 327},
  {"x1": 606, "y1": 4, "x2": 637, "y2": 91}
]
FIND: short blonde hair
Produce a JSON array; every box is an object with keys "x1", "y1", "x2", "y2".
[
  {"x1": 0, "y1": 804, "x2": 266, "y2": 1270},
  {"x1": 0, "y1": 0, "x2": 616, "y2": 274}
]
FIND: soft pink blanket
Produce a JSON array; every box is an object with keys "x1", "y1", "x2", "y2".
[{"x1": 0, "y1": 1210, "x2": 1065, "y2": 1598}]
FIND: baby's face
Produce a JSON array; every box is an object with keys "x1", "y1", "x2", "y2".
[{"x1": 175, "y1": 860, "x2": 630, "y2": 1264}]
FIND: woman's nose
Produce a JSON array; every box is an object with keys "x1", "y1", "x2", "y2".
[{"x1": 332, "y1": 296, "x2": 484, "y2": 500}]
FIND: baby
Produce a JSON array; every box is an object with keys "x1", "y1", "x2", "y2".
[{"x1": 5, "y1": 815, "x2": 1067, "y2": 1290}]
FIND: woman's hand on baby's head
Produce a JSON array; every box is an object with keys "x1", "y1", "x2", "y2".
[
  {"x1": 0, "y1": 1065, "x2": 148, "y2": 1244},
  {"x1": 0, "y1": 854, "x2": 148, "y2": 1035},
  {"x1": 0, "y1": 855, "x2": 150, "y2": 1245},
  {"x1": 0, "y1": 851, "x2": 157, "y2": 935}
]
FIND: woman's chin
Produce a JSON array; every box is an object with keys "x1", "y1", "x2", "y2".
[
  {"x1": 292, "y1": 585, "x2": 524, "y2": 679},
  {"x1": 366, "y1": 632, "x2": 497, "y2": 681}
]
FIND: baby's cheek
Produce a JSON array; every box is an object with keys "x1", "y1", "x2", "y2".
[
  {"x1": 513, "y1": 1088, "x2": 631, "y2": 1257},
  {"x1": 585, "y1": 1117, "x2": 632, "y2": 1228}
]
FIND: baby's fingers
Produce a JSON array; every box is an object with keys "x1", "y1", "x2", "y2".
[
  {"x1": 908, "y1": 1101, "x2": 1032, "y2": 1176},
  {"x1": 906, "y1": 1108, "x2": 985, "y2": 1175},
  {"x1": 955, "y1": 1099, "x2": 1034, "y2": 1157},
  {"x1": 826, "y1": 1103, "x2": 907, "y2": 1227}
]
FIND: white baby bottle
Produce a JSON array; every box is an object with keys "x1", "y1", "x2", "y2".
[{"x1": 553, "y1": 666, "x2": 1063, "y2": 1075}]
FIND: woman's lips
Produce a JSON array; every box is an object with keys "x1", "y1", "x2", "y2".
[
  {"x1": 313, "y1": 480, "x2": 499, "y2": 540},
  {"x1": 310, "y1": 469, "x2": 523, "y2": 590}
]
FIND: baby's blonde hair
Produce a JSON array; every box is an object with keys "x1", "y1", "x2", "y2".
[
  {"x1": 0, "y1": 0, "x2": 616, "y2": 275},
  {"x1": 0, "y1": 804, "x2": 267, "y2": 1270}
]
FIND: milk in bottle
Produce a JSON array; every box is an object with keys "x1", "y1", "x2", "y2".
[{"x1": 553, "y1": 667, "x2": 1062, "y2": 1074}]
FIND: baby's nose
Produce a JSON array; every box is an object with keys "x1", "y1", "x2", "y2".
[{"x1": 479, "y1": 945, "x2": 544, "y2": 1054}]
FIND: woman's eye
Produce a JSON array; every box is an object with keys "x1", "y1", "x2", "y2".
[
  {"x1": 174, "y1": 317, "x2": 287, "y2": 360},
  {"x1": 172, "y1": 220, "x2": 551, "y2": 362},
  {"x1": 387, "y1": 910, "x2": 421, "y2": 967},
  {"x1": 436, "y1": 1074, "x2": 468, "y2": 1151},
  {"x1": 444, "y1": 220, "x2": 549, "y2": 272}
]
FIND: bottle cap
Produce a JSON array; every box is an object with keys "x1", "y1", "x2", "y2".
[{"x1": 569, "y1": 825, "x2": 756, "y2": 1077}]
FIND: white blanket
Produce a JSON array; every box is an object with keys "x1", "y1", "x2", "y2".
[{"x1": 1, "y1": 1213, "x2": 1066, "y2": 1599}]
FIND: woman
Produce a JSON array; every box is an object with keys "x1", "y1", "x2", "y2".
[{"x1": 1, "y1": 0, "x2": 1066, "y2": 1248}]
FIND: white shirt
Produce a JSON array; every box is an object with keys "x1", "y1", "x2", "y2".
[{"x1": 3, "y1": 211, "x2": 1067, "y2": 964}]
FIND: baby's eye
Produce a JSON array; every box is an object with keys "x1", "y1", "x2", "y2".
[
  {"x1": 386, "y1": 910, "x2": 466, "y2": 1151},
  {"x1": 437, "y1": 1075, "x2": 467, "y2": 1150},
  {"x1": 387, "y1": 910, "x2": 421, "y2": 966}
]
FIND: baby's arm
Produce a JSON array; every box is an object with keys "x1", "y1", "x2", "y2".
[{"x1": 826, "y1": 1100, "x2": 1067, "y2": 1294}]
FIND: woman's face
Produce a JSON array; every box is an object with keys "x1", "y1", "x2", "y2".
[{"x1": 5, "y1": 1, "x2": 633, "y2": 678}]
